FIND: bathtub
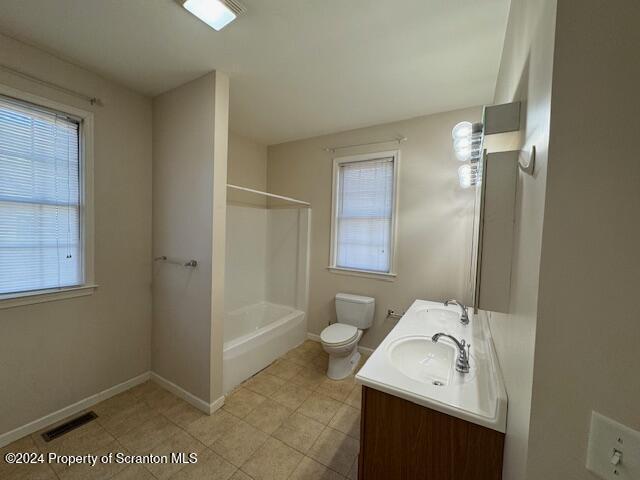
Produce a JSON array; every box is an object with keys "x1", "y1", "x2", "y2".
[{"x1": 223, "y1": 302, "x2": 306, "y2": 393}]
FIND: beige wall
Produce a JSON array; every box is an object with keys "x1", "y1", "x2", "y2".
[
  {"x1": 267, "y1": 107, "x2": 480, "y2": 349},
  {"x1": 485, "y1": 0, "x2": 557, "y2": 478},
  {"x1": 228, "y1": 132, "x2": 267, "y2": 191},
  {"x1": 152, "y1": 72, "x2": 224, "y2": 404},
  {"x1": 526, "y1": 2, "x2": 640, "y2": 478},
  {"x1": 0, "y1": 34, "x2": 152, "y2": 435}
]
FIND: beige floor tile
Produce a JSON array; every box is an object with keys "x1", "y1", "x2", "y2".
[
  {"x1": 230, "y1": 470, "x2": 253, "y2": 480},
  {"x1": 32, "y1": 417, "x2": 112, "y2": 453},
  {"x1": 271, "y1": 382, "x2": 313, "y2": 410},
  {"x1": 58, "y1": 440, "x2": 128, "y2": 480},
  {"x1": 98, "y1": 400, "x2": 157, "y2": 437},
  {"x1": 112, "y1": 465, "x2": 155, "y2": 480},
  {"x1": 263, "y1": 359, "x2": 303, "y2": 380},
  {"x1": 295, "y1": 348, "x2": 322, "y2": 365},
  {"x1": 185, "y1": 409, "x2": 240, "y2": 446},
  {"x1": 168, "y1": 449, "x2": 236, "y2": 480},
  {"x1": 272, "y1": 412, "x2": 325, "y2": 454},
  {"x1": 0, "y1": 435, "x2": 40, "y2": 477},
  {"x1": 283, "y1": 343, "x2": 324, "y2": 367},
  {"x1": 244, "y1": 399, "x2": 292, "y2": 434},
  {"x1": 282, "y1": 350, "x2": 305, "y2": 366},
  {"x1": 297, "y1": 393, "x2": 342, "y2": 425},
  {"x1": 128, "y1": 380, "x2": 162, "y2": 399},
  {"x1": 240, "y1": 437, "x2": 303, "y2": 480},
  {"x1": 289, "y1": 456, "x2": 344, "y2": 480},
  {"x1": 345, "y1": 385, "x2": 362, "y2": 410},
  {"x1": 223, "y1": 388, "x2": 267, "y2": 418},
  {"x1": 308, "y1": 427, "x2": 359, "y2": 476},
  {"x1": 316, "y1": 377, "x2": 356, "y2": 402},
  {"x1": 32, "y1": 421, "x2": 115, "y2": 474},
  {"x1": 312, "y1": 355, "x2": 329, "y2": 371},
  {"x1": 347, "y1": 457, "x2": 358, "y2": 480},
  {"x1": 117, "y1": 415, "x2": 180, "y2": 454},
  {"x1": 358, "y1": 353, "x2": 370, "y2": 368},
  {"x1": 290, "y1": 366, "x2": 327, "y2": 389},
  {"x1": 142, "y1": 429, "x2": 206, "y2": 480},
  {"x1": 242, "y1": 372, "x2": 285, "y2": 398},
  {"x1": 329, "y1": 404, "x2": 361, "y2": 439},
  {"x1": 143, "y1": 387, "x2": 184, "y2": 414},
  {"x1": 3, "y1": 462, "x2": 57, "y2": 480},
  {"x1": 92, "y1": 391, "x2": 139, "y2": 417},
  {"x1": 211, "y1": 420, "x2": 268, "y2": 467},
  {"x1": 300, "y1": 340, "x2": 323, "y2": 352},
  {"x1": 162, "y1": 399, "x2": 207, "y2": 429}
]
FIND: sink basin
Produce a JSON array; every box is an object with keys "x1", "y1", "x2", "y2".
[
  {"x1": 386, "y1": 336, "x2": 455, "y2": 386},
  {"x1": 416, "y1": 308, "x2": 460, "y2": 329}
]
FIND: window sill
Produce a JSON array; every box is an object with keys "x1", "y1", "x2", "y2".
[
  {"x1": 0, "y1": 284, "x2": 99, "y2": 310},
  {"x1": 327, "y1": 266, "x2": 397, "y2": 282}
]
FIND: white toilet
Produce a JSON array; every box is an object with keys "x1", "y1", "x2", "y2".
[{"x1": 320, "y1": 293, "x2": 375, "y2": 380}]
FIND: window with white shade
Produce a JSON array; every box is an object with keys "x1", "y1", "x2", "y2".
[
  {"x1": 0, "y1": 94, "x2": 87, "y2": 296},
  {"x1": 329, "y1": 151, "x2": 399, "y2": 277}
]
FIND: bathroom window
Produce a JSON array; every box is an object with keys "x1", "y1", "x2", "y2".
[
  {"x1": 0, "y1": 91, "x2": 95, "y2": 306},
  {"x1": 329, "y1": 151, "x2": 399, "y2": 279}
]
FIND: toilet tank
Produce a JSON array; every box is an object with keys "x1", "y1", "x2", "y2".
[{"x1": 335, "y1": 293, "x2": 375, "y2": 329}]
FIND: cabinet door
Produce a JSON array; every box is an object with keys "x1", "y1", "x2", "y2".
[
  {"x1": 472, "y1": 151, "x2": 518, "y2": 313},
  {"x1": 360, "y1": 387, "x2": 505, "y2": 480}
]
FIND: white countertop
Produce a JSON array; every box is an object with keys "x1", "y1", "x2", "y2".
[{"x1": 355, "y1": 299, "x2": 508, "y2": 432}]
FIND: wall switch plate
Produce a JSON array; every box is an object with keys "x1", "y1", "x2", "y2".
[{"x1": 586, "y1": 411, "x2": 640, "y2": 479}]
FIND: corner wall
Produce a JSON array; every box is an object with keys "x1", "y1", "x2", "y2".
[
  {"x1": 526, "y1": 2, "x2": 640, "y2": 478},
  {"x1": 151, "y1": 72, "x2": 229, "y2": 405},
  {"x1": 0, "y1": 33, "x2": 152, "y2": 435},
  {"x1": 267, "y1": 107, "x2": 480, "y2": 349}
]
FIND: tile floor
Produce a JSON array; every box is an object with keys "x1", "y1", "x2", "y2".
[{"x1": 1, "y1": 340, "x2": 365, "y2": 480}]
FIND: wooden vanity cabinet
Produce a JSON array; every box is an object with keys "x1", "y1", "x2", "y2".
[{"x1": 358, "y1": 386, "x2": 504, "y2": 480}]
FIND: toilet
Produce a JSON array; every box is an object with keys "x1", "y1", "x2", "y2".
[{"x1": 320, "y1": 293, "x2": 375, "y2": 380}]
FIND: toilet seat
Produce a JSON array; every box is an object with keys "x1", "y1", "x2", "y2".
[{"x1": 321, "y1": 323, "x2": 358, "y2": 346}]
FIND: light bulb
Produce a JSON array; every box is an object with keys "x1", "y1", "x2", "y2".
[
  {"x1": 458, "y1": 164, "x2": 478, "y2": 189},
  {"x1": 452, "y1": 121, "x2": 473, "y2": 140},
  {"x1": 455, "y1": 147, "x2": 471, "y2": 162}
]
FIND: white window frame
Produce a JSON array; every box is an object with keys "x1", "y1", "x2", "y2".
[
  {"x1": 0, "y1": 84, "x2": 96, "y2": 309},
  {"x1": 328, "y1": 150, "x2": 400, "y2": 281}
]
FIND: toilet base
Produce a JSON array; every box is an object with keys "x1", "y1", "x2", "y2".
[{"x1": 327, "y1": 348, "x2": 361, "y2": 380}]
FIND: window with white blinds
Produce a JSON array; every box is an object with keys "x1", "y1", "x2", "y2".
[
  {"x1": 331, "y1": 152, "x2": 398, "y2": 275},
  {"x1": 0, "y1": 95, "x2": 83, "y2": 295}
]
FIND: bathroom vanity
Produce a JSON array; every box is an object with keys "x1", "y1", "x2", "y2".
[{"x1": 355, "y1": 300, "x2": 507, "y2": 480}]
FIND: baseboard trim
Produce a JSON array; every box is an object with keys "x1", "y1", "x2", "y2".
[
  {"x1": 306, "y1": 332, "x2": 374, "y2": 356},
  {"x1": 151, "y1": 373, "x2": 224, "y2": 415},
  {"x1": 307, "y1": 332, "x2": 321, "y2": 342},
  {"x1": 0, "y1": 371, "x2": 150, "y2": 448},
  {"x1": 209, "y1": 395, "x2": 225, "y2": 414},
  {"x1": 358, "y1": 345, "x2": 374, "y2": 355}
]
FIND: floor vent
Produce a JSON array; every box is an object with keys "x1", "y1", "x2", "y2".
[{"x1": 41, "y1": 411, "x2": 98, "y2": 442}]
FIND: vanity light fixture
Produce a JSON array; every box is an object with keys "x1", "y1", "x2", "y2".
[
  {"x1": 181, "y1": 0, "x2": 245, "y2": 31},
  {"x1": 452, "y1": 121, "x2": 483, "y2": 163},
  {"x1": 452, "y1": 121, "x2": 483, "y2": 188}
]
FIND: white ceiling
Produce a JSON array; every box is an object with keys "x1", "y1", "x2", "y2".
[{"x1": 0, "y1": 0, "x2": 510, "y2": 144}]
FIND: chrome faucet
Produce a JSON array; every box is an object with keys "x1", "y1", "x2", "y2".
[
  {"x1": 444, "y1": 299, "x2": 469, "y2": 325},
  {"x1": 431, "y1": 333, "x2": 471, "y2": 374}
]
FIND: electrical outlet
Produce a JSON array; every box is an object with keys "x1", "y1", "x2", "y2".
[{"x1": 586, "y1": 411, "x2": 640, "y2": 479}]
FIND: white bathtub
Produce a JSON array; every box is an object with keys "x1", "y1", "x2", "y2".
[{"x1": 223, "y1": 302, "x2": 306, "y2": 393}]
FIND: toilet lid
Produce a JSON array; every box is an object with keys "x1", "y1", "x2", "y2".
[{"x1": 321, "y1": 323, "x2": 358, "y2": 345}]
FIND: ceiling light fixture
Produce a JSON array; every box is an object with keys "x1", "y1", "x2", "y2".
[{"x1": 181, "y1": 0, "x2": 245, "y2": 31}]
